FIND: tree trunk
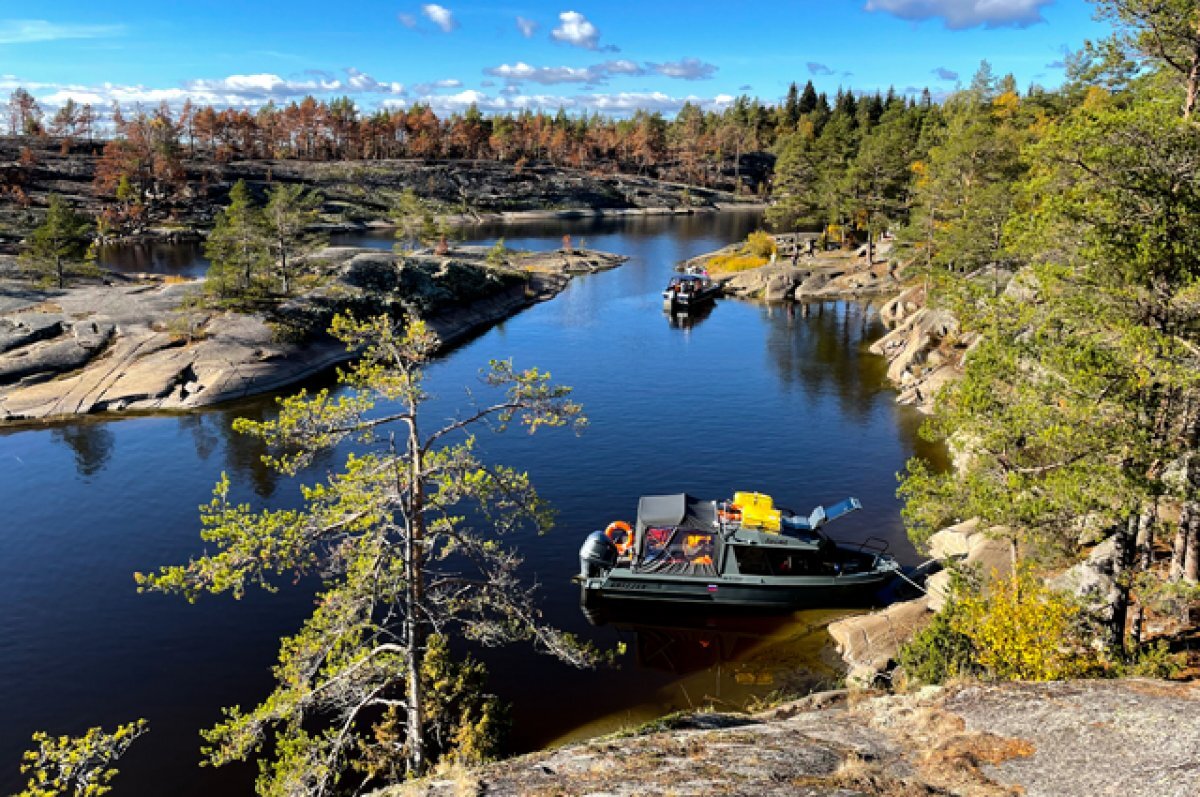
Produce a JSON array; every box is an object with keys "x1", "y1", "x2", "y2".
[
  {"x1": 404, "y1": 425, "x2": 427, "y2": 776},
  {"x1": 1108, "y1": 513, "x2": 1138, "y2": 653},
  {"x1": 1184, "y1": 17, "x2": 1200, "y2": 120},
  {"x1": 1170, "y1": 504, "x2": 1190, "y2": 580},
  {"x1": 279, "y1": 241, "x2": 289, "y2": 296},
  {"x1": 55, "y1": 255, "x2": 63, "y2": 289},
  {"x1": 1186, "y1": 510, "x2": 1200, "y2": 583},
  {"x1": 1135, "y1": 506, "x2": 1155, "y2": 572}
]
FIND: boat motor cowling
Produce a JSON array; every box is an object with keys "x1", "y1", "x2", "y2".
[{"x1": 579, "y1": 530, "x2": 618, "y2": 578}]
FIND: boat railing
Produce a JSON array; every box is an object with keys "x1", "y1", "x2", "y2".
[{"x1": 845, "y1": 535, "x2": 890, "y2": 555}]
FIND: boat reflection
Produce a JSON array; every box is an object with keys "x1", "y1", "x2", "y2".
[
  {"x1": 663, "y1": 299, "x2": 716, "y2": 330},
  {"x1": 581, "y1": 596, "x2": 848, "y2": 692}
]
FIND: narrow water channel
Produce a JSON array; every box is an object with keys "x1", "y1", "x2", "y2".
[{"x1": 1, "y1": 212, "x2": 944, "y2": 793}]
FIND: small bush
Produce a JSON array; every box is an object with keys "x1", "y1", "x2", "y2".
[
  {"x1": 1116, "y1": 639, "x2": 1186, "y2": 679},
  {"x1": 744, "y1": 230, "x2": 777, "y2": 259},
  {"x1": 956, "y1": 568, "x2": 1096, "y2": 681},
  {"x1": 900, "y1": 566, "x2": 1102, "y2": 684},
  {"x1": 898, "y1": 600, "x2": 980, "y2": 685},
  {"x1": 708, "y1": 253, "x2": 768, "y2": 273}
]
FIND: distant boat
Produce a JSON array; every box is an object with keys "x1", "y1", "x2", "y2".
[
  {"x1": 663, "y1": 270, "x2": 721, "y2": 312},
  {"x1": 578, "y1": 491, "x2": 899, "y2": 609}
]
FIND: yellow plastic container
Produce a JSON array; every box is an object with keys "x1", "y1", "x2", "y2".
[{"x1": 732, "y1": 491, "x2": 781, "y2": 532}]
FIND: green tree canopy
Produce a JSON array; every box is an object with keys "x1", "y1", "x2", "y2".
[
  {"x1": 204, "y1": 179, "x2": 270, "y2": 300},
  {"x1": 139, "y1": 314, "x2": 597, "y2": 793},
  {"x1": 23, "y1": 195, "x2": 93, "y2": 289}
]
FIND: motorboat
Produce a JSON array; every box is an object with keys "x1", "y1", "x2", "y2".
[
  {"x1": 578, "y1": 491, "x2": 899, "y2": 609},
  {"x1": 663, "y1": 271, "x2": 721, "y2": 312}
]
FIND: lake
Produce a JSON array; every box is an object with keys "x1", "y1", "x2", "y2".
[{"x1": 1, "y1": 211, "x2": 943, "y2": 793}]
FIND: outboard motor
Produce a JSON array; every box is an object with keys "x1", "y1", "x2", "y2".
[{"x1": 579, "y1": 530, "x2": 618, "y2": 579}]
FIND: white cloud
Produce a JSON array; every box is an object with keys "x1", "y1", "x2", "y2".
[
  {"x1": 12, "y1": 67, "x2": 407, "y2": 115},
  {"x1": 421, "y1": 4, "x2": 458, "y2": 33},
  {"x1": 864, "y1": 0, "x2": 1052, "y2": 30},
  {"x1": 411, "y1": 78, "x2": 463, "y2": 94},
  {"x1": 0, "y1": 19, "x2": 125, "y2": 45},
  {"x1": 180, "y1": 69, "x2": 404, "y2": 101},
  {"x1": 12, "y1": 68, "x2": 735, "y2": 120},
  {"x1": 579, "y1": 91, "x2": 680, "y2": 112},
  {"x1": 576, "y1": 91, "x2": 728, "y2": 114},
  {"x1": 647, "y1": 58, "x2": 717, "y2": 81},
  {"x1": 550, "y1": 11, "x2": 610, "y2": 51},
  {"x1": 601, "y1": 59, "x2": 645, "y2": 76},
  {"x1": 484, "y1": 62, "x2": 595, "y2": 85},
  {"x1": 483, "y1": 57, "x2": 715, "y2": 86},
  {"x1": 516, "y1": 16, "x2": 538, "y2": 38}
]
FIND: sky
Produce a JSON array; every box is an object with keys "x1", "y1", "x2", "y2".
[{"x1": 0, "y1": 0, "x2": 1111, "y2": 118}]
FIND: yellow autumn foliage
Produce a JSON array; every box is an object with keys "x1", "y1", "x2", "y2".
[{"x1": 952, "y1": 568, "x2": 1092, "y2": 681}]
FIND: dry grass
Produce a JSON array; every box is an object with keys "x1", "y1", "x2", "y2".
[{"x1": 826, "y1": 754, "x2": 942, "y2": 796}]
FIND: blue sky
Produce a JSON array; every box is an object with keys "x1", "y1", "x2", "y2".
[{"x1": 1, "y1": 1, "x2": 1109, "y2": 117}]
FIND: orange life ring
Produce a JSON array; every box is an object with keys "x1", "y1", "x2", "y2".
[{"x1": 605, "y1": 521, "x2": 634, "y2": 555}]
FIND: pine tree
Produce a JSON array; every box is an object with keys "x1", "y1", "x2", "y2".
[
  {"x1": 204, "y1": 179, "x2": 269, "y2": 300},
  {"x1": 23, "y1": 195, "x2": 93, "y2": 289},
  {"x1": 262, "y1": 183, "x2": 325, "y2": 295},
  {"x1": 139, "y1": 315, "x2": 598, "y2": 791}
]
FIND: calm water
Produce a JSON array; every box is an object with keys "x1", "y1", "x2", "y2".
[{"x1": 5, "y1": 212, "x2": 943, "y2": 794}]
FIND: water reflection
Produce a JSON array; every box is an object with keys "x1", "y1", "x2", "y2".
[
  {"x1": 50, "y1": 422, "x2": 115, "y2": 477},
  {"x1": 663, "y1": 301, "x2": 715, "y2": 330},
  {"x1": 549, "y1": 601, "x2": 846, "y2": 743},
  {"x1": 98, "y1": 241, "x2": 210, "y2": 277},
  {"x1": 194, "y1": 401, "x2": 338, "y2": 499}
]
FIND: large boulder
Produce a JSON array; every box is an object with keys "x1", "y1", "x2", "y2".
[
  {"x1": 827, "y1": 597, "x2": 931, "y2": 688},
  {"x1": 722, "y1": 265, "x2": 801, "y2": 299},
  {"x1": 923, "y1": 520, "x2": 1013, "y2": 612},
  {"x1": 1049, "y1": 537, "x2": 1123, "y2": 624},
  {"x1": 763, "y1": 271, "x2": 801, "y2": 301},
  {"x1": 926, "y1": 518, "x2": 981, "y2": 560}
]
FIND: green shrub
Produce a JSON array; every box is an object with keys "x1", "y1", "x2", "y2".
[
  {"x1": 898, "y1": 598, "x2": 980, "y2": 685},
  {"x1": 1116, "y1": 639, "x2": 1186, "y2": 679}
]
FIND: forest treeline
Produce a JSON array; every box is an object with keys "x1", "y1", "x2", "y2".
[{"x1": 3, "y1": 79, "x2": 935, "y2": 208}]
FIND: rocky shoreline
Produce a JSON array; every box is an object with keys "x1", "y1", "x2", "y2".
[
  {"x1": 395, "y1": 679, "x2": 1200, "y2": 797},
  {"x1": 0, "y1": 245, "x2": 626, "y2": 425}
]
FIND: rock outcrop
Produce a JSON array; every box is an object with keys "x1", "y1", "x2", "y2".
[
  {"x1": 828, "y1": 520, "x2": 1015, "y2": 684},
  {"x1": 869, "y1": 286, "x2": 971, "y2": 414},
  {"x1": 0, "y1": 246, "x2": 626, "y2": 423},
  {"x1": 393, "y1": 679, "x2": 1200, "y2": 797},
  {"x1": 710, "y1": 247, "x2": 904, "y2": 302},
  {"x1": 0, "y1": 137, "x2": 765, "y2": 248}
]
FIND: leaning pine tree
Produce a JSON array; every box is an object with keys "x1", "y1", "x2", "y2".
[{"x1": 138, "y1": 314, "x2": 597, "y2": 794}]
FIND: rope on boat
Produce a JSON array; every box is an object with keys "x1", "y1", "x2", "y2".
[{"x1": 893, "y1": 567, "x2": 928, "y2": 595}]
